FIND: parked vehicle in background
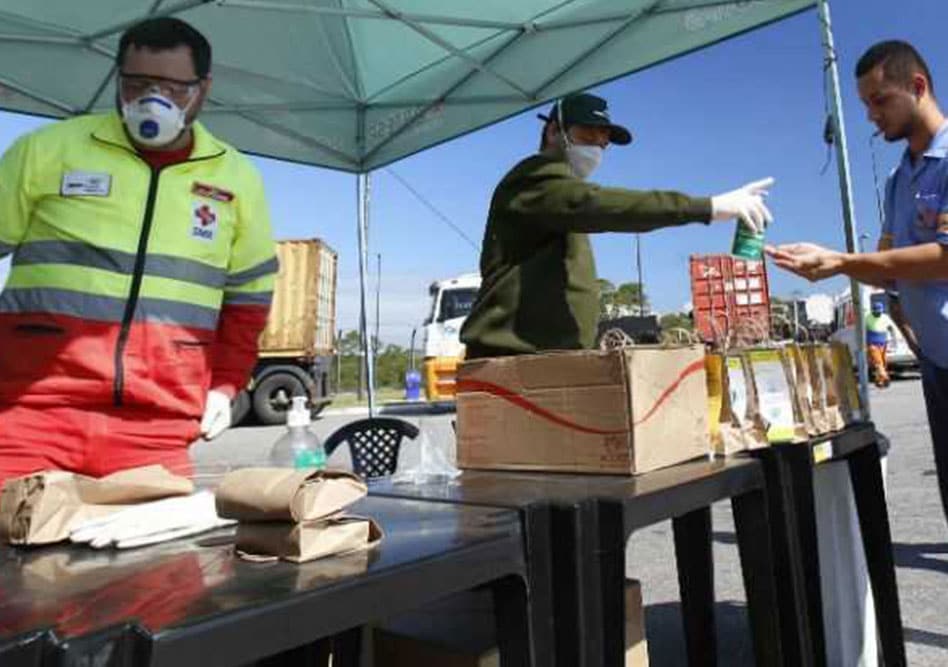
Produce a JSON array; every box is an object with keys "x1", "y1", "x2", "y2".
[
  {"x1": 830, "y1": 286, "x2": 917, "y2": 375},
  {"x1": 803, "y1": 293, "x2": 835, "y2": 340},
  {"x1": 421, "y1": 273, "x2": 480, "y2": 401},
  {"x1": 233, "y1": 239, "x2": 338, "y2": 425},
  {"x1": 597, "y1": 315, "x2": 661, "y2": 345}
]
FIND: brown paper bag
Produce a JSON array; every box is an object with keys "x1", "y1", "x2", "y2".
[
  {"x1": 236, "y1": 515, "x2": 383, "y2": 563},
  {"x1": 785, "y1": 345, "x2": 819, "y2": 436},
  {"x1": 777, "y1": 346, "x2": 812, "y2": 440},
  {"x1": 801, "y1": 345, "x2": 829, "y2": 434},
  {"x1": 830, "y1": 342, "x2": 865, "y2": 424},
  {"x1": 0, "y1": 465, "x2": 194, "y2": 545},
  {"x1": 74, "y1": 464, "x2": 194, "y2": 504},
  {"x1": 743, "y1": 349, "x2": 807, "y2": 443},
  {"x1": 215, "y1": 468, "x2": 367, "y2": 523},
  {"x1": 717, "y1": 354, "x2": 768, "y2": 454},
  {"x1": 816, "y1": 344, "x2": 846, "y2": 432}
]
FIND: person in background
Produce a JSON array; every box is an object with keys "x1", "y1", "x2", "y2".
[
  {"x1": 865, "y1": 300, "x2": 898, "y2": 387},
  {"x1": 461, "y1": 91, "x2": 775, "y2": 359},
  {"x1": 0, "y1": 17, "x2": 277, "y2": 483}
]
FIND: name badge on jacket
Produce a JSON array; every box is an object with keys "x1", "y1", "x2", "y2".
[{"x1": 61, "y1": 171, "x2": 111, "y2": 197}]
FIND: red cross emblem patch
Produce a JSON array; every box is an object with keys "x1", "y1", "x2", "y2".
[{"x1": 192, "y1": 201, "x2": 218, "y2": 241}]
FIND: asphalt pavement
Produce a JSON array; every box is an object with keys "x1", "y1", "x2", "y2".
[{"x1": 191, "y1": 375, "x2": 948, "y2": 665}]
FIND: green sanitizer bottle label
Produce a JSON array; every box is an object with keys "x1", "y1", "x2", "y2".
[{"x1": 732, "y1": 224, "x2": 765, "y2": 260}]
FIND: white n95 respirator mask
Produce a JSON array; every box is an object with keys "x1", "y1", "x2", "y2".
[
  {"x1": 565, "y1": 144, "x2": 602, "y2": 180},
  {"x1": 121, "y1": 93, "x2": 191, "y2": 148}
]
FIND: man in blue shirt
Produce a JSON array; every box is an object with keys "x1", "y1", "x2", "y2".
[{"x1": 767, "y1": 40, "x2": 948, "y2": 525}]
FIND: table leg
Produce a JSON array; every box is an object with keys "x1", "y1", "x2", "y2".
[
  {"x1": 732, "y1": 488, "x2": 783, "y2": 667},
  {"x1": 521, "y1": 506, "x2": 558, "y2": 667},
  {"x1": 672, "y1": 506, "x2": 716, "y2": 667},
  {"x1": 847, "y1": 441, "x2": 907, "y2": 667},
  {"x1": 780, "y1": 446, "x2": 828, "y2": 667},
  {"x1": 492, "y1": 574, "x2": 532, "y2": 667},
  {"x1": 753, "y1": 448, "x2": 821, "y2": 667},
  {"x1": 595, "y1": 501, "x2": 626, "y2": 667},
  {"x1": 554, "y1": 499, "x2": 625, "y2": 667}
]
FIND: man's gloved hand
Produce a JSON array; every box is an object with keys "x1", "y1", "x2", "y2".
[
  {"x1": 200, "y1": 389, "x2": 232, "y2": 440},
  {"x1": 69, "y1": 491, "x2": 235, "y2": 549},
  {"x1": 711, "y1": 177, "x2": 775, "y2": 233}
]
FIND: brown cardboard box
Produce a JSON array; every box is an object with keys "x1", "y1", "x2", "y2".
[
  {"x1": 373, "y1": 585, "x2": 650, "y2": 667},
  {"x1": 626, "y1": 579, "x2": 650, "y2": 667},
  {"x1": 456, "y1": 346, "x2": 707, "y2": 474},
  {"x1": 373, "y1": 591, "x2": 499, "y2": 667}
]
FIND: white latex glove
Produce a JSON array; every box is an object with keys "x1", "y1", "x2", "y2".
[
  {"x1": 69, "y1": 491, "x2": 234, "y2": 549},
  {"x1": 200, "y1": 389, "x2": 232, "y2": 440},
  {"x1": 710, "y1": 177, "x2": 775, "y2": 234}
]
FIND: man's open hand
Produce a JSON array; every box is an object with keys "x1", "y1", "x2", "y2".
[{"x1": 764, "y1": 242, "x2": 844, "y2": 282}]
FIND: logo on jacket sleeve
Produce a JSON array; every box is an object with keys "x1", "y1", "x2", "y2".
[{"x1": 192, "y1": 202, "x2": 218, "y2": 241}]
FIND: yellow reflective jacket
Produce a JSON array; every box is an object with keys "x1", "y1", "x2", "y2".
[{"x1": 0, "y1": 112, "x2": 276, "y2": 417}]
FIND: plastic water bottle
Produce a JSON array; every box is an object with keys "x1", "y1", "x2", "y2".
[{"x1": 269, "y1": 396, "x2": 327, "y2": 469}]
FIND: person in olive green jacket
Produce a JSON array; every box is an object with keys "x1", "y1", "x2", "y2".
[{"x1": 460, "y1": 91, "x2": 776, "y2": 359}]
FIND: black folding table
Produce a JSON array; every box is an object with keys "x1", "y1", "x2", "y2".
[
  {"x1": 0, "y1": 496, "x2": 533, "y2": 667},
  {"x1": 372, "y1": 456, "x2": 784, "y2": 667},
  {"x1": 749, "y1": 423, "x2": 905, "y2": 667}
]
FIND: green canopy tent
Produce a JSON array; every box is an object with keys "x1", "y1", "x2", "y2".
[{"x1": 0, "y1": 0, "x2": 868, "y2": 414}]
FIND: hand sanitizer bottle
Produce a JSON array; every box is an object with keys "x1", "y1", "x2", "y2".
[{"x1": 269, "y1": 396, "x2": 327, "y2": 469}]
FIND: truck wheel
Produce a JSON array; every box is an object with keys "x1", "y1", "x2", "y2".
[
  {"x1": 253, "y1": 372, "x2": 307, "y2": 425},
  {"x1": 231, "y1": 390, "x2": 252, "y2": 426}
]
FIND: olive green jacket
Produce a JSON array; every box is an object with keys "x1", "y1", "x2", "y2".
[{"x1": 460, "y1": 154, "x2": 712, "y2": 358}]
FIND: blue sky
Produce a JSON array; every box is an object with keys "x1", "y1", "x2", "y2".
[{"x1": 0, "y1": 0, "x2": 944, "y2": 347}]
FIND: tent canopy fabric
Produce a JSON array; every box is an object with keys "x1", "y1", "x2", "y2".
[{"x1": 0, "y1": 0, "x2": 814, "y2": 173}]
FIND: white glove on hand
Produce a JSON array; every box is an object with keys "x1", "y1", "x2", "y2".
[
  {"x1": 711, "y1": 177, "x2": 775, "y2": 234},
  {"x1": 200, "y1": 389, "x2": 232, "y2": 440},
  {"x1": 69, "y1": 491, "x2": 234, "y2": 549}
]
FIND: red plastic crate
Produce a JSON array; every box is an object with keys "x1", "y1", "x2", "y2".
[{"x1": 689, "y1": 254, "x2": 772, "y2": 345}]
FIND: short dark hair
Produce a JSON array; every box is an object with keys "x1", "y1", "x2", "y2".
[
  {"x1": 856, "y1": 40, "x2": 934, "y2": 95},
  {"x1": 117, "y1": 17, "x2": 212, "y2": 78}
]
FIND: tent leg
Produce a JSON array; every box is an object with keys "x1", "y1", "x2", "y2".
[
  {"x1": 819, "y1": 0, "x2": 871, "y2": 417},
  {"x1": 357, "y1": 172, "x2": 376, "y2": 417}
]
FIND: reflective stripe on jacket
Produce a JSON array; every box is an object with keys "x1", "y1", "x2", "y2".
[{"x1": 0, "y1": 112, "x2": 276, "y2": 416}]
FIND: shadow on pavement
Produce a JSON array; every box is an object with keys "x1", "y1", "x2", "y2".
[
  {"x1": 892, "y1": 541, "x2": 948, "y2": 576},
  {"x1": 904, "y1": 626, "x2": 948, "y2": 650},
  {"x1": 645, "y1": 600, "x2": 755, "y2": 667}
]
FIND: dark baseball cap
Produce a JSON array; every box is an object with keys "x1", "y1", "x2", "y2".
[{"x1": 537, "y1": 92, "x2": 633, "y2": 145}]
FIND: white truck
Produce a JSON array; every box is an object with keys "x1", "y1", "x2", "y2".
[
  {"x1": 830, "y1": 285, "x2": 917, "y2": 375},
  {"x1": 420, "y1": 273, "x2": 480, "y2": 401}
]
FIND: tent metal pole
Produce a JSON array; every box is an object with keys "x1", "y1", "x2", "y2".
[
  {"x1": 357, "y1": 172, "x2": 376, "y2": 417},
  {"x1": 818, "y1": 0, "x2": 870, "y2": 416},
  {"x1": 0, "y1": 75, "x2": 75, "y2": 114}
]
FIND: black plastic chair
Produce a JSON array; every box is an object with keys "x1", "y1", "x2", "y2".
[{"x1": 323, "y1": 417, "x2": 421, "y2": 479}]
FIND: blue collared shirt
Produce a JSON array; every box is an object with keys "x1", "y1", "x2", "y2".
[{"x1": 883, "y1": 121, "x2": 948, "y2": 368}]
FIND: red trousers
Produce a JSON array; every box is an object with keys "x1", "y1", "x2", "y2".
[{"x1": 0, "y1": 405, "x2": 198, "y2": 485}]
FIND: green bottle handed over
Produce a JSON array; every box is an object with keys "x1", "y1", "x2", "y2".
[{"x1": 731, "y1": 223, "x2": 765, "y2": 260}]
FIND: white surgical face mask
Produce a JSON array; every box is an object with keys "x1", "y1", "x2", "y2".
[
  {"x1": 565, "y1": 143, "x2": 602, "y2": 179},
  {"x1": 121, "y1": 92, "x2": 193, "y2": 148}
]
